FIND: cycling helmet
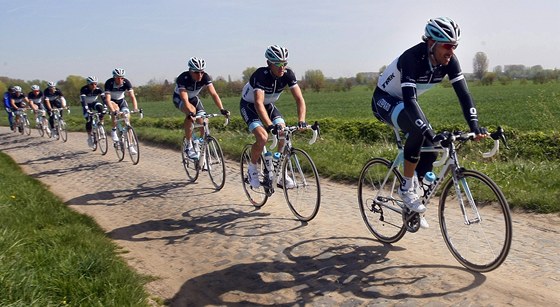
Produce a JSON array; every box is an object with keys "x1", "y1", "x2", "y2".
[
  {"x1": 47, "y1": 81, "x2": 56, "y2": 88},
  {"x1": 265, "y1": 45, "x2": 289, "y2": 63},
  {"x1": 424, "y1": 17, "x2": 461, "y2": 43},
  {"x1": 31, "y1": 85, "x2": 40, "y2": 91},
  {"x1": 188, "y1": 57, "x2": 206, "y2": 71},
  {"x1": 112, "y1": 68, "x2": 126, "y2": 77},
  {"x1": 86, "y1": 76, "x2": 98, "y2": 84},
  {"x1": 13, "y1": 86, "x2": 22, "y2": 93}
]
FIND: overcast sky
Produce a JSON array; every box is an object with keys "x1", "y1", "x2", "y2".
[{"x1": 1, "y1": 0, "x2": 558, "y2": 85}]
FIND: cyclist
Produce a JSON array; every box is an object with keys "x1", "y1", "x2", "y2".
[
  {"x1": 240, "y1": 45, "x2": 307, "y2": 189},
  {"x1": 80, "y1": 76, "x2": 106, "y2": 148},
  {"x1": 44, "y1": 82, "x2": 67, "y2": 138},
  {"x1": 9, "y1": 86, "x2": 30, "y2": 132},
  {"x1": 27, "y1": 85, "x2": 44, "y2": 125},
  {"x1": 104, "y1": 68, "x2": 139, "y2": 154},
  {"x1": 372, "y1": 17, "x2": 486, "y2": 227},
  {"x1": 3, "y1": 86, "x2": 15, "y2": 131},
  {"x1": 172, "y1": 57, "x2": 230, "y2": 159}
]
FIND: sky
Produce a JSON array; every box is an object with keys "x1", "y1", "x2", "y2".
[{"x1": 1, "y1": 0, "x2": 559, "y2": 86}]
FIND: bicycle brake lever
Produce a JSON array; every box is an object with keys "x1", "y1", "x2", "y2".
[{"x1": 490, "y1": 126, "x2": 509, "y2": 149}]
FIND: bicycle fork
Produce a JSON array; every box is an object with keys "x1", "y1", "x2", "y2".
[{"x1": 452, "y1": 173, "x2": 482, "y2": 225}]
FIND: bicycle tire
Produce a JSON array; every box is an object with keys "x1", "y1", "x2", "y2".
[
  {"x1": 205, "y1": 136, "x2": 226, "y2": 190},
  {"x1": 115, "y1": 130, "x2": 125, "y2": 162},
  {"x1": 23, "y1": 116, "x2": 31, "y2": 135},
  {"x1": 282, "y1": 148, "x2": 321, "y2": 221},
  {"x1": 126, "y1": 126, "x2": 140, "y2": 165},
  {"x1": 439, "y1": 169, "x2": 512, "y2": 272},
  {"x1": 59, "y1": 120, "x2": 68, "y2": 142},
  {"x1": 182, "y1": 137, "x2": 200, "y2": 182},
  {"x1": 240, "y1": 144, "x2": 268, "y2": 207},
  {"x1": 98, "y1": 125, "x2": 108, "y2": 155},
  {"x1": 358, "y1": 158, "x2": 407, "y2": 243},
  {"x1": 36, "y1": 120, "x2": 44, "y2": 137},
  {"x1": 43, "y1": 118, "x2": 52, "y2": 138},
  {"x1": 91, "y1": 130, "x2": 98, "y2": 151}
]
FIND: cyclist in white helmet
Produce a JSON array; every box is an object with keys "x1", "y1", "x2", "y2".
[
  {"x1": 240, "y1": 45, "x2": 308, "y2": 189},
  {"x1": 44, "y1": 82, "x2": 67, "y2": 137},
  {"x1": 104, "y1": 68, "x2": 139, "y2": 144},
  {"x1": 27, "y1": 85, "x2": 43, "y2": 124},
  {"x1": 173, "y1": 57, "x2": 230, "y2": 159},
  {"x1": 9, "y1": 86, "x2": 30, "y2": 132},
  {"x1": 372, "y1": 17, "x2": 487, "y2": 228},
  {"x1": 80, "y1": 76, "x2": 106, "y2": 148}
]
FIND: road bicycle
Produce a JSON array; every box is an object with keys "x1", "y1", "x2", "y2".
[
  {"x1": 50, "y1": 107, "x2": 69, "y2": 142},
  {"x1": 13, "y1": 108, "x2": 31, "y2": 136},
  {"x1": 35, "y1": 109, "x2": 51, "y2": 137},
  {"x1": 240, "y1": 122, "x2": 321, "y2": 222},
  {"x1": 113, "y1": 109, "x2": 143, "y2": 165},
  {"x1": 182, "y1": 113, "x2": 229, "y2": 190},
  {"x1": 358, "y1": 127, "x2": 512, "y2": 272},
  {"x1": 87, "y1": 110, "x2": 108, "y2": 155}
]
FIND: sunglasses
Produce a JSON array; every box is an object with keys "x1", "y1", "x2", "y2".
[
  {"x1": 192, "y1": 71, "x2": 204, "y2": 74},
  {"x1": 440, "y1": 43, "x2": 458, "y2": 50},
  {"x1": 272, "y1": 62, "x2": 288, "y2": 68}
]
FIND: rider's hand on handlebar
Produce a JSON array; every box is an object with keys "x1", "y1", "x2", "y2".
[
  {"x1": 133, "y1": 108, "x2": 139, "y2": 113},
  {"x1": 220, "y1": 108, "x2": 230, "y2": 117},
  {"x1": 297, "y1": 121, "x2": 307, "y2": 130},
  {"x1": 473, "y1": 127, "x2": 488, "y2": 141}
]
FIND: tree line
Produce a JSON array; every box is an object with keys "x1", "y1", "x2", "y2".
[{"x1": 1, "y1": 52, "x2": 558, "y2": 104}]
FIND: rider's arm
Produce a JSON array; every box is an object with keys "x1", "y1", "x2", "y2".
[
  {"x1": 10, "y1": 98, "x2": 17, "y2": 110},
  {"x1": 127, "y1": 89, "x2": 138, "y2": 111},
  {"x1": 452, "y1": 77, "x2": 480, "y2": 134},
  {"x1": 289, "y1": 84, "x2": 306, "y2": 124},
  {"x1": 254, "y1": 89, "x2": 272, "y2": 128},
  {"x1": 179, "y1": 89, "x2": 197, "y2": 115},
  {"x1": 206, "y1": 84, "x2": 224, "y2": 111}
]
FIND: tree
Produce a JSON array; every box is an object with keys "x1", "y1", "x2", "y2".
[
  {"x1": 473, "y1": 52, "x2": 489, "y2": 80},
  {"x1": 303, "y1": 70, "x2": 325, "y2": 92},
  {"x1": 242, "y1": 67, "x2": 257, "y2": 83},
  {"x1": 58, "y1": 75, "x2": 84, "y2": 105}
]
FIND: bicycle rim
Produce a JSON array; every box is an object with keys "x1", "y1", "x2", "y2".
[
  {"x1": 240, "y1": 145, "x2": 268, "y2": 207},
  {"x1": 23, "y1": 117, "x2": 31, "y2": 135},
  {"x1": 182, "y1": 138, "x2": 199, "y2": 182},
  {"x1": 37, "y1": 123, "x2": 44, "y2": 137},
  {"x1": 282, "y1": 148, "x2": 320, "y2": 221},
  {"x1": 115, "y1": 131, "x2": 125, "y2": 161},
  {"x1": 358, "y1": 158, "x2": 407, "y2": 243},
  {"x1": 205, "y1": 136, "x2": 226, "y2": 190},
  {"x1": 126, "y1": 126, "x2": 140, "y2": 165},
  {"x1": 59, "y1": 121, "x2": 67, "y2": 142},
  {"x1": 439, "y1": 169, "x2": 512, "y2": 272},
  {"x1": 91, "y1": 131, "x2": 98, "y2": 151},
  {"x1": 98, "y1": 126, "x2": 108, "y2": 155}
]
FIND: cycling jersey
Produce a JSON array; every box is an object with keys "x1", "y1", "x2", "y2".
[
  {"x1": 27, "y1": 91, "x2": 44, "y2": 109},
  {"x1": 173, "y1": 71, "x2": 212, "y2": 99},
  {"x1": 241, "y1": 67, "x2": 298, "y2": 105},
  {"x1": 10, "y1": 92, "x2": 27, "y2": 108},
  {"x1": 375, "y1": 42, "x2": 479, "y2": 138},
  {"x1": 80, "y1": 85, "x2": 104, "y2": 104},
  {"x1": 44, "y1": 88, "x2": 64, "y2": 103},
  {"x1": 104, "y1": 78, "x2": 133, "y2": 103}
]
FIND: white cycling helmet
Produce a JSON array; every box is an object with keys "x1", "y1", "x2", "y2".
[
  {"x1": 112, "y1": 68, "x2": 126, "y2": 77},
  {"x1": 47, "y1": 81, "x2": 56, "y2": 88},
  {"x1": 424, "y1": 17, "x2": 461, "y2": 43},
  {"x1": 31, "y1": 85, "x2": 40, "y2": 91},
  {"x1": 188, "y1": 57, "x2": 206, "y2": 71},
  {"x1": 13, "y1": 85, "x2": 22, "y2": 93},
  {"x1": 265, "y1": 45, "x2": 289, "y2": 63},
  {"x1": 86, "y1": 76, "x2": 98, "y2": 84}
]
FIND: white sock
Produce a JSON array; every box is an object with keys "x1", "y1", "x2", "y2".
[{"x1": 401, "y1": 176, "x2": 413, "y2": 190}]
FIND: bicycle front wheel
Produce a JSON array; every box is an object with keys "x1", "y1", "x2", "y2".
[
  {"x1": 59, "y1": 120, "x2": 68, "y2": 142},
  {"x1": 97, "y1": 125, "x2": 108, "y2": 155},
  {"x1": 126, "y1": 126, "x2": 140, "y2": 165},
  {"x1": 240, "y1": 144, "x2": 268, "y2": 207},
  {"x1": 439, "y1": 169, "x2": 512, "y2": 272},
  {"x1": 23, "y1": 117, "x2": 31, "y2": 135},
  {"x1": 37, "y1": 121, "x2": 44, "y2": 137},
  {"x1": 358, "y1": 158, "x2": 407, "y2": 243},
  {"x1": 115, "y1": 131, "x2": 125, "y2": 162},
  {"x1": 182, "y1": 138, "x2": 199, "y2": 182},
  {"x1": 282, "y1": 148, "x2": 320, "y2": 221},
  {"x1": 205, "y1": 136, "x2": 226, "y2": 190}
]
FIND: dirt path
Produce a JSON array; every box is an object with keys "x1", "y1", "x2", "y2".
[{"x1": 1, "y1": 126, "x2": 559, "y2": 306}]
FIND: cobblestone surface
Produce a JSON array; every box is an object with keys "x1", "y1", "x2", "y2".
[{"x1": 1, "y1": 127, "x2": 559, "y2": 306}]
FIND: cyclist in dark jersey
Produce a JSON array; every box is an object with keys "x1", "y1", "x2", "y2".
[
  {"x1": 372, "y1": 17, "x2": 487, "y2": 226},
  {"x1": 3, "y1": 86, "x2": 15, "y2": 131},
  {"x1": 173, "y1": 57, "x2": 229, "y2": 159},
  {"x1": 104, "y1": 68, "x2": 139, "y2": 144},
  {"x1": 27, "y1": 85, "x2": 44, "y2": 125},
  {"x1": 9, "y1": 86, "x2": 30, "y2": 132},
  {"x1": 44, "y1": 82, "x2": 67, "y2": 136},
  {"x1": 240, "y1": 45, "x2": 307, "y2": 189},
  {"x1": 80, "y1": 76, "x2": 106, "y2": 148}
]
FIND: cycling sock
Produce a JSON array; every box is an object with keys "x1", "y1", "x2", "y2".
[{"x1": 401, "y1": 176, "x2": 413, "y2": 190}]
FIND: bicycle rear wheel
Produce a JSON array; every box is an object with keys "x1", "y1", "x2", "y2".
[
  {"x1": 439, "y1": 169, "x2": 512, "y2": 272},
  {"x1": 182, "y1": 138, "x2": 200, "y2": 182},
  {"x1": 97, "y1": 125, "x2": 108, "y2": 155},
  {"x1": 358, "y1": 158, "x2": 407, "y2": 243},
  {"x1": 282, "y1": 148, "x2": 320, "y2": 221},
  {"x1": 126, "y1": 126, "x2": 140, "y2": 165},
  {"x1": 240, "y1": 144, "x2": 268, "y2": 207},
  {"x1": 59, "y1": 120, "x2": 67, "y2": 142},
  {"x1": 205, "y1": 136, "x2": 226, "y2": 190}
]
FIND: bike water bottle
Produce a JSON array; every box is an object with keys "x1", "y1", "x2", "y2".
[
  {"x1": 272, "y1": 152, "x2": 281, "y2": 172},
  {"x1": 423, "y1": 171, "x2": 436, "y2": 186},
  {"x1": 264, "y1": 152, "x2": 274, "y2": 180}
]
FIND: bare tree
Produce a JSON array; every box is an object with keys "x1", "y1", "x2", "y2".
[{"x1": 473, "y1": 52, "x2": 489, "y2": 80}]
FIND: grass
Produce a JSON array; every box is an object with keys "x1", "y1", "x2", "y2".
[{"x1": 0, "y1": 153, "x2": 152, "y2": 306}]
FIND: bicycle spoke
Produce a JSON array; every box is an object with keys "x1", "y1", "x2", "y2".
[
  {"x1": 182, "y1": 138, "x2": 200, "y2": 182},
  {"x1": 240, "y1": 145, "x2": 268, "y2": 207},
  {"x1": 283, "y1": 148, "x2": 320, "y2": 221},
  {"x1": 205, "y1": 136, "x2": 226, "y2": 190},
  {"x1": 126, "y1": 126, "x2": 140, "y2": 165}
]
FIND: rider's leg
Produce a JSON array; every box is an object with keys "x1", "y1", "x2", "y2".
[{"x1": 251, "y1": 126, "x2": 268, "y2": 164}]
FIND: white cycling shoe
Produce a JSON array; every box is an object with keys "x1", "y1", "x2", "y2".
[
  {"x1": 277, "y1": 175, "x2": 296, "y2": 189},
  {"x1": 111, "y1": 130, "x2": 119, "y2": 142},
  {"x1": 419, "y1": 214, "x2": 430, "y2": 229},
  {"x1": 247, "y1": 163, "x2": 260, "y2": 189},
  {"x1": 398, "y1": 188, "x2": 427, "y2": 213},
  {"x1": 129, "y1": 146, "x2": 138, "y2": 155}
]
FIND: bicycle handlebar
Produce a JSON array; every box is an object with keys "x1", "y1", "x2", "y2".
[
  {"x1": 193, "y1": 113, "x2": 230, "y2": 127},
  {"x1": 270, "y1": 121, "x2": 320, "y2": 150},
  {"x1": 435, "y1": 127, "x2": 506, "y2": 162}
]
